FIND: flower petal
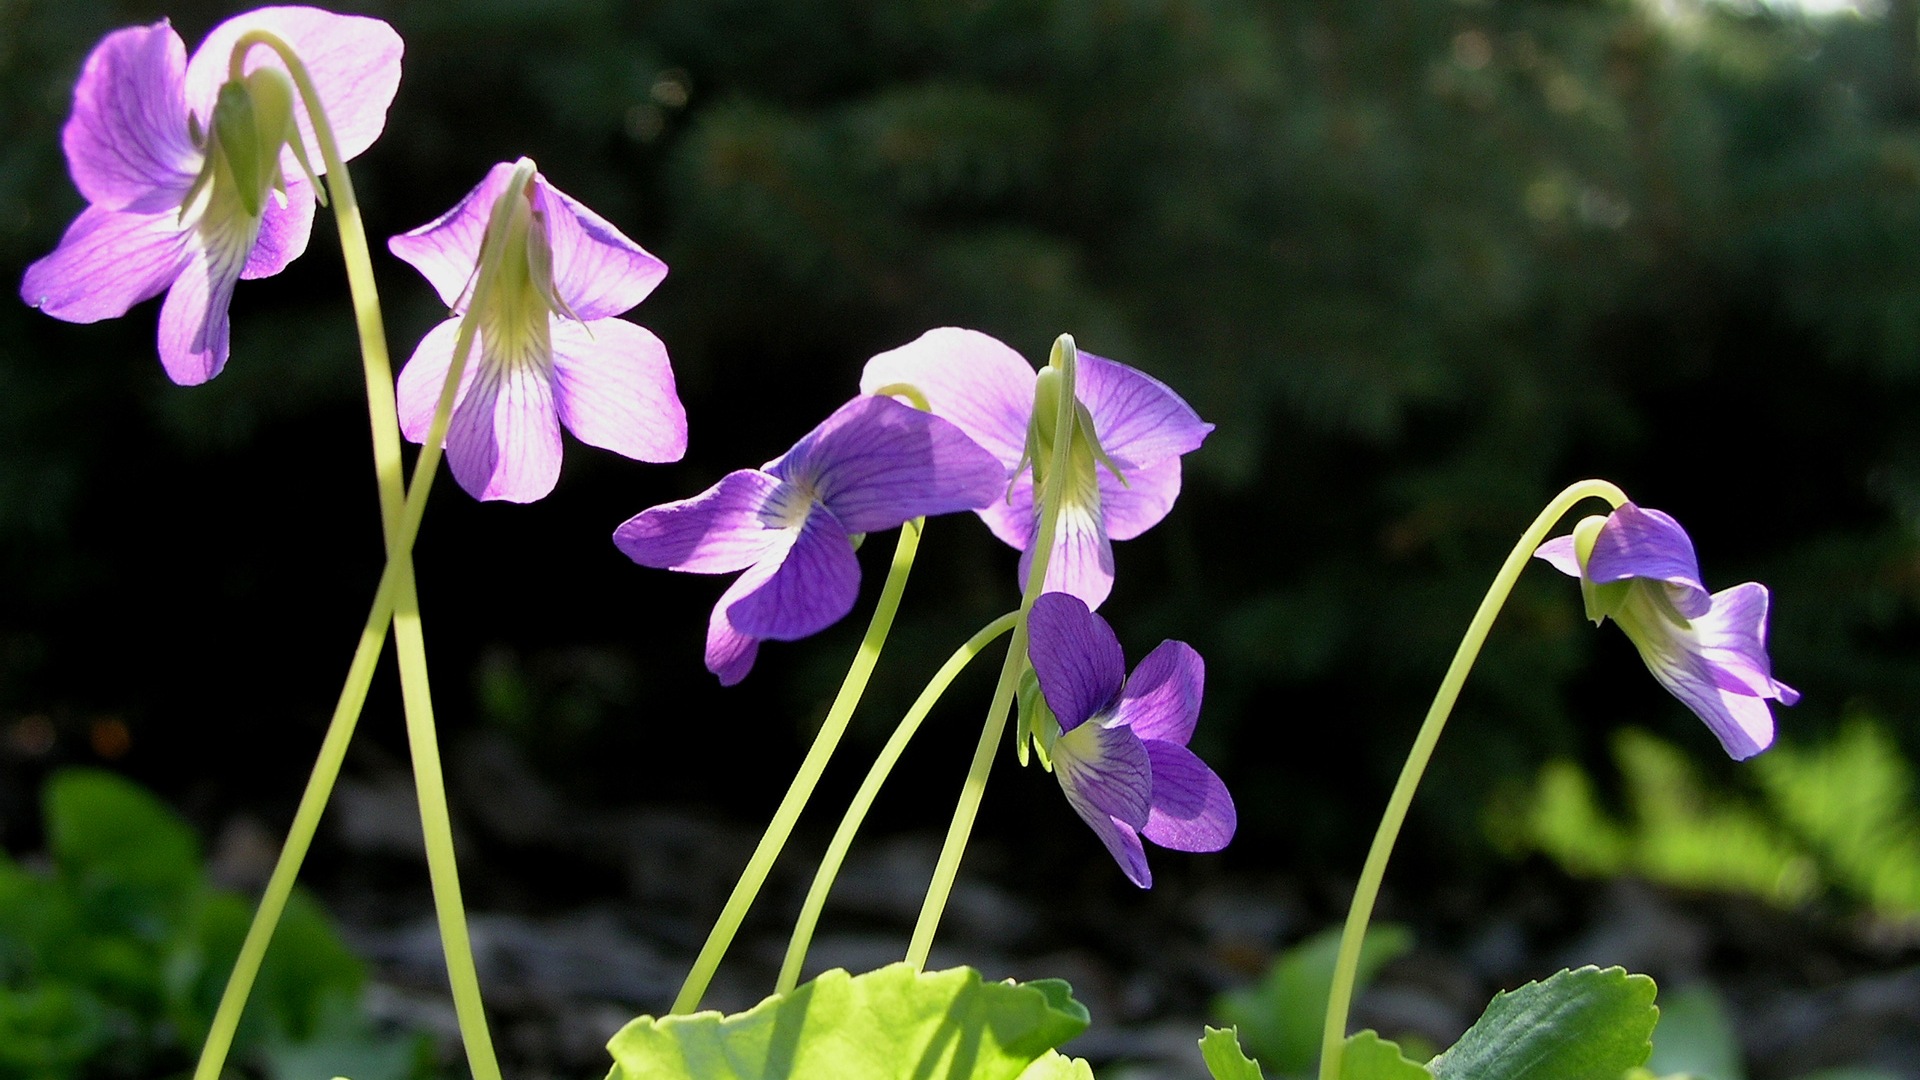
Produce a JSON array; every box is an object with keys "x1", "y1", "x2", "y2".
[
  {"x1": 531, "y1": 175, "x2": 668, "y2": 321},
  {"x1": 1027, "y1": 592, "x2": 1125, "y2": 731},
  {"x1": 1533, "y1": 534, "x2": 1582, "y2": 578},
  {"x1": 394, "y1": 317, "x2": 478, "y2": 442},
  {"x1": 1099, "y1": 457, "x2": 1182, "y2": 542},
  {"x1": 443, "y1": 354, "x2": 564, "y2": 503},
  {"x1": 1617, "y1": 581, "x2": 1795, "y2": 761},
  {"x1": 766, "y1": 396, "x2": 1005, "y2": 533},
  {"x1": 1140, "y1": 739, "x2": 1236, "y2": 853},
  {"x1": 1114, "y1": 639, "x2": 1204, "y2": 746},
  {"x1": 1019, "y1": 500, "x2": 1116, "y2": 610},
  {"x1": 977, "y1": 472, "x2": 1035, "y2": 551},
  {"x1": 1695, "y1": 582, "x2": 1800, "y2": 704},
  {"x1": 858, "y1": 327, "x2": 1035, "y2": 468},
  {"x1": 389, "y1": 161, "x2": 517, "y2": 310},
  {"x1": 185, "y1": 6, "x2": 404, "y2": 174},
  {"x1": 1077, "y1": 351, "x2": 1212, "y2": 470},
  {"x1": 549, "y1": 317, "x2": 686, "y2": 463},
  {"x1": 156, "y1": 231, "x2": 248, "y2": 385},
  {"x1": 724, "y1": 503, "x2": 861, "y2": 642},
  {"x1": 1586, "y1": 503, "x2": 1710, "y2": 619},
  {"x1": 240, "y1": 178, "x2": 315, "y2": 279},
  {"x1": 21, "y1": 204, "x2": 189, "y2": 324},
  {"x1": 706, "y1": 566, "x2": 772, "y2": 686},
  {"x1": 62, "y1": 21, "x2": 199, "y2": 213},
  {"x1": 613, "y1": 470, "x2": 791, "y2": 574}
]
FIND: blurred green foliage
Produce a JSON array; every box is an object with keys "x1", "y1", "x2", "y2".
[
  {"x1": 0, "y1": 769, "x2": 428, "y2": 1080},
  {"x1": 1212, "y1": 924, "x2": 1416, "y2": 1077},
  {"x1": 1494, "y1": 718, "x2": 1920, "y2": 917},
  {"x1": 4, "y1": 0, "x2": 1920, "y2": 874}
]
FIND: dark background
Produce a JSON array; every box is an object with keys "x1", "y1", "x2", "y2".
[{"x1": 3, "y1": 0, "x2": 1919, "y2": 1065}]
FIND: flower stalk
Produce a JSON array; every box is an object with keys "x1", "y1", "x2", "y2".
[{"x1": 1316, "y1": 478, "x2": 1628, "y2": 1080}]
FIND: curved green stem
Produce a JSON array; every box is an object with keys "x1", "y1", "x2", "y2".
[
  {"x1": 192, "y1": 32, "x2": 503, "y2": 1080},
  {"x1": 1317, "y1": 479, "x2": 1627, "y2": 1080},
  {"x1": 905, "y1": 335, "x2": 1081, "y2": 969},
  {"x1": 671, "y1": 519, "x2": 927, "y2": 1014},
  {"x1": 778, "y1": 612, "x2": 1019, "y2": 993}
]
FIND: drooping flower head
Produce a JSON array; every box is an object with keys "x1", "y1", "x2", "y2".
[
  {"x1": 613, "y1": 395, "x2": 1006, "y2": 684},
  {"x1": 1535, "y1": 501, "x2": 1798, "y2": 760},
  {"x1": 21, "y1": 7, "x2": 403, "y2": 384},
  {"x1": 860, "y1": 328, "x2": 1212, "y2": 610},
  {"x1": 389, "y1": 159, "x2": 686, "y2": 502},
  {"x1": 1024, "y1": 591, "x2": 1235, "y2": 887}
]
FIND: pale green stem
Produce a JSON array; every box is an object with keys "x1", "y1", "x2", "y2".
[
  {"x1": 778, "y1": 613, "x2": 1020, "y2": 993},
  {"x1": 192, "y1": 32, "x2": 504, "y2": 1080},
  {"x1": 1317, "y1": 479, "x2": 1627, "y2": 1080},
  {"x1": 905, "y1": 335, "x2": 1081, "y2": 969},
  {"x1": 671, "y1": 519, "x2": 927, "y2": 1014}
]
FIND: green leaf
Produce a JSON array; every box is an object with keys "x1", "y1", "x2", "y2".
[
  {"x1": 1338, "y1": 1031, "x2": 1431, "y2": 1080},
  {"x1": 1199, "y1": 1026, "x2": 1265, "y2": 1080},
  {"x1": 1428, "y1": 966, "x2": 1657, "y2": 1080},
  {"x1": 1644, "y1": 985, "x2": 1743, "y2": 1080},
  {"x1": 1014, "y1": 1051, "x2": 1095, "y2": 1079},
  {"x1": 1213, "y1": 924, "x2": 1414, "y2": 1074},
  {"x1": 606, "y1": 964, "x2": 1090, "y2": 1080},
  {"x1": 44, "y1": 768, "x2": 203, "y2": 938}
]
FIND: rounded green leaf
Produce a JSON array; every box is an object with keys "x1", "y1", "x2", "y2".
[{"x1": 1428, "y1": 966, "x2": 1657, "y2": 1080}]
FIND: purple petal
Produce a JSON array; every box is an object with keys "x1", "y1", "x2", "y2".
[
  {"x1": 1620, "y1": 581, "x2": 1795, "y2": 761},
  {"x1": 977, "y1": 472, "x2": 1035, "y2": 551},
  {"x1": 62, "y1": 21, "x2": 199, "y2": 213},
  {"x1": 766, "y1": 396, "x2": 1005, "y2": 533},
  {"x1": 1114, "y1": 640, "x2": 1204, "y2": 747},
  {"x1": 390, "y1": 161, "x2": 517, "y2": 310},
  {"x1": 1077, "y1": 352, "x2": 1212, "y2": 470},
  {"x1": 394, "y1": 317, "x2": 478, "y2": 442},
  {"x1": 185, "y1": 6, "x2": 403, "y2": 174},
  {"x1": 1533, "y1": 535, "x2": 1582, "y2": 578},
  {"x1": 531, "y1": 176, "x2": 668, "y2": 321},
  {"x1": 239, "y1": 178, "x2": 315, "y2": 279},
  {"x1": 723, "y1": 503, "x2": 861, "y2": 641},
  {"x1": 705, "y1": 568, "x2": 770, "y2": 686},
  {"x1": 1099, "y1": 457, "x2": 1181, "y2": 542},
  {"x1": 1027, "y1": 592, "x2": 1125, "y2": 731},
  {"x1": 858, "y1": 327, "x2": 1035, "y2": 468},
  {"x1": 1695, "y1": 582, "x2": 1800, "y2": 704},
  {"x1": 443, "y1": 352, "x2": 564, "y2": 502},
  {"x1": 21, "y1": 204, "x2": 189, "y2": 323},
  {"x1": 1140, "y1": 740, "x2": 1236, "y2": 853},
  {"x1": 1055, "y1": 721, "x2": 1155, "y2": 887},
  {"x1": 613, "y1": 470, "x2": 791, "y2": 574},
  {"x1": 1586, "y1": 503, "x2": 1710, "y2": 619},
  {"x1": 1019, "y1": 500, "x2": 1116, "y2": 611},
  {"x1": 550, "y1": 317, "x2": 686, "y2": 463},
  {"x1": 156, "y1": 232, "x2": 248, "y2": 385}
]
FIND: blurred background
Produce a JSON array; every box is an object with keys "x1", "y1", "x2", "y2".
[{"x1": 4, "y1": 0, "x2": 1920, "y2": 1077}]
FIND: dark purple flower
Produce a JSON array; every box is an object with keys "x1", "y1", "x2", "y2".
[
  {"x1": 1026, "y1": 591, "x2": 1234, "y2": 887},
  {"x1": 389, "y1": 159, "x2": 685, "y2": 502},
  {"x1": 612, "y1": 395, "x2": 1006, "y2": 684},
  {"x1": 859, "y1": 328, "x2": 1212, "y2": 610},
  {"x1": 1536, "y1": 502, "x2": 1798, "y2": 760},
  {"x1": 21, "y1": 7, "x2": 403, "y2": 384}
]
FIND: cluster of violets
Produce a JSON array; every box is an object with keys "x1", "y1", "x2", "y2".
[{"x1": 22, "y1": 11, "x2": 1800, "y2": 1064}]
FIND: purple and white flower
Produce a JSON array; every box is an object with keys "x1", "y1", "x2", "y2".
[
  {"x1": 389, "y1": 159, "x2": 686, "y2": 502},
  {"x1": 1026, "y1": 591, "x2": 1235, "y2": 887},
  {"x1": 612, "y1": 395, "x2": 1006, "y2": 684},
  {"x1": 860, "y1": 328, "x2": 1212, "y2": 610},
  {"x1": 21, "y1": 7, "x2": 403, "y2": 384},
  {"x1": 1536, "y1": 501, "x2": 1798, "y2": 760}
]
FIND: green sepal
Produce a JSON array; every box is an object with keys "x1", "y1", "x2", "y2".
[
  {"x1": 1427, "y1": 966, "x2": 1657, "y2": 1080},
  {"x1": 605, "y1": 963, "x2": 1090, "y2": 1080},
  {"x1": 209, "y1": 69, "x2": 298, "y2": 219},
  {"x1": 1016, "y1": 664, "x2": 1057, "y2": 770},
  {"x1": 1564, "y1": 515, "x2": 1630, "y2": 625}
]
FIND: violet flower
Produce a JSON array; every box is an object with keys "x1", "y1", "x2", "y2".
[
  {"x1": 612, "y1": 395, "x2": 1005, "y2": 684},
  {"x1": 1536, "y1": 501, "x2": 1798, "y2": 760},
  {"x1": 21, "y1": 7, "x2": 403, "y2": 384},
  {"x1": 389, "y1": 159, "x2": 686, "y2": 502},
  {"x1": 1025, "y1": 591, "x2": 1234, "y2": 887},
  {"x1": 860, "y1": 328, "x2": 1212, "y2": 610}
]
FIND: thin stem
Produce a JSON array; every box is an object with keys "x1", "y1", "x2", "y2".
[
  {"x1": 671, "y1": 519, "x2": 927, "y2": 1014},
  {"x1": 194, "y1": 32, "x2": 504, "y2": 1080},
  {"x1": 1317, "y1": 479, "x2": 1627, "y2": 1080},
  {"x1": 778, "y1": 613, "x2": 1019, "y2": 993},
  {"x1": 905, "y1": 335, "x2": 1080, "y2": 969}
]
